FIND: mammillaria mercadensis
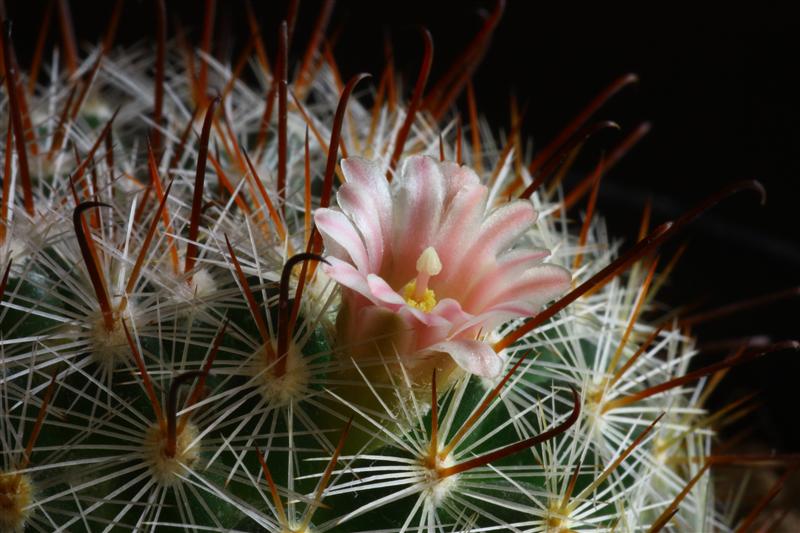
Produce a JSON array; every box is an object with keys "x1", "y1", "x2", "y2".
[
  {"x1": 0, "y1": 2, "x2": 796, "y2": 532},
  {"x1": 316, "y1": 154, "x2": 570, "y2": 381}
]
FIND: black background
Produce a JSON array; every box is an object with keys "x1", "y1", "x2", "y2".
[{"x1": 5, "y1": 1, "x2": 799, "y2": 451}]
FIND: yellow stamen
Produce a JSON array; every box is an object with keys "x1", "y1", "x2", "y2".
[{"x1": 404, "y1": 281, "x2": 438, "y2": 312}]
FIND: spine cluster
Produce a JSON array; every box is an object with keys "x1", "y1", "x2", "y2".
[{"x1": 0, "y1": 3, "x2": 792, "y2": 532}]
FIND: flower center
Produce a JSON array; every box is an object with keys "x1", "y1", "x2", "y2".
[{"x1": 403, "y1": 247, "x2": 442, "y2": 312}]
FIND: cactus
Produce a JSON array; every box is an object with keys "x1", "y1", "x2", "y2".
[{"x1": 0, "y1": 3, "x2": 795, "y2": 532}]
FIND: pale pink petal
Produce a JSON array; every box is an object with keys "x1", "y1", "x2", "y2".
[
  {"x1": 322, "y1": 257, "x2": 377, "y2": 304},
  {"x1": 315, "y1": 208, "x2": 369, "y2": 272},
  {"x1": 495, "y1": 248, "x2": 552, "y2": 270},
  {"x1": 337, "y1": 184, "x2": 385, "y2": 272},
  {"x1": 450, "y1": 201, "x2": 538, "y2": 290},
  {"x1": 341, "y1": 157, "x2": 392, "y2": 216},
  {"x1": 366, "y1": 274, "x2": 406, "y2": 309},
  {"x1": 451, "y1": 264, "x2": 570, "y2": 336},
  {"x1": 429, "y1": 298, "x2": 472, "y2": 325},
  {"x1": 313, "y1": 217, "x2": 350, "y2": 264},
  {"x1": 428, "y1": 339, "x2": 504, "y2": 378},
  {"x1": 432, "y1": 183, "x2": 487, "y2": 287},
  {"x1": 406, "y1": 313, "x2": 453, "y2": 349},
  {"x1": 482, "y1": 264, "x2": 571, "y2": 311},
  {"x1": 476, "y1": 201, "x2": 538, "y2": 255},
  {"x1": 341, "y1": 157, "x2": 393, "y2": 257},
  {"x1": 389, "y1": 156, "x2": 446, "y2": 286},
  {"x1": 388, "y1": 298, "x2": 470, "y2": 349},
  {"x1": 398, "y1": 304, "x2": 451, "y2": 329},
  {"x1": 462, "y1": 249, "x2": 554, "y2": 312},
  {"x1": 482, "y1": 300, "x2": 539, "y2": 316},
  {"x1": 451, "y1": 303, "x2": 539, "y2": 337},
  {"x1": 439, "y1": 161, "x2": 480, "y2": 208}
]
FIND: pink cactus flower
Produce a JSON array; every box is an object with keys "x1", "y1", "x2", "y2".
[{"x1": 314, "y1": 155, "x2": 570, "y2": 379}]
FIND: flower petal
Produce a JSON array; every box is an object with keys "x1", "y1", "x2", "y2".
[
  {"x1": 450, "y1": 303, "x2": 539, "y2": 338},
  {"x1": 399, "y1": 306, "x2": 451, "y2": 328},
  {"x1": 439, "y1": 161, "x2": 481, "y2": 207},
  {"x1": 366, "y1": 274, "x2": 406, "y2": 308},
  {"x1": 341, "y1": 157, "x2": 392, "y2": 222},
  {"x1": 322, "y1": 257, "x2": 376, "y2": 304},
  {"x1": 315, "y1": 208, "x2": 370, "y2": 272},
  {"x1": 433, "y1": 182, "x2": 487, "y2": 287},
  {"x1": 451, "y1": 264, "x2": 570, "y2": 336},
  {"x1": 442, "y1": 200, "x2": 537, "y2": 292},
  {"x1": 337, "y1": 183, "x2": 385, "y2": 272},
  {"x1": 390, "y1": 155, "x2": 446, "y2": 286},
  {"x1": 495, "y1": 248, "x2": 552, "y2": 270},
  {"x1": 429, "y1": 339, "x2": 504, "y2": 378},
  {"x1": 341, "y1": 157, "x2": 393, "y2": 264},
  {"x1": 483, "y1": 263, "x2": 571, "y2": 311},
  {"x1": 474, "y1": 200, "x2": 538, "y2": 257},
  {"x1": 462, "y1": 249, "x2": 557, "y2": 312},
  {"x1": 430, "y1": 297, "x2": 472, "y2": 325}
]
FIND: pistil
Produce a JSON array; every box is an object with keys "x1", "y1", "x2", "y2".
[{"x1": 414, "y1": 246, "x2": 441, "y2": 299}]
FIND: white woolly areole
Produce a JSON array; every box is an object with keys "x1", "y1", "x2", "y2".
[
  {"x1": 174, "y1": 268, "x2": 217, "y2": 302},
  {"x1": 1, "y1": 218, "x2": 45, "y2": 266},
  {"x1": 0, "y1": 471, "x2": 33, "y2": 532},
  {"x1": 251, "y1": 344, "x2": 311, "y2": 406},
  {"x1": 422, "y1": 451, "x2": 458, "y2": 507},
  {"x1": 1, "y1": 235, "x2": 27, "y2": 264},
  {"x1": 142, "y1": 421, "x2": 200, "y2": 487},
  {"x1": 285, "y1": 521, "x2": 316, "y2": 533},
  {"x1": 90, "y1": 298, "x2": 139, "y2": 368}
]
